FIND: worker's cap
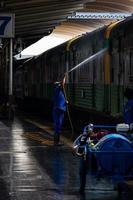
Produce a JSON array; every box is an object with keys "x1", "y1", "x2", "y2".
[
  {"x1": 54, "y1": 81, "x2": 61, "y2": 86},
  {"x1": 83, "y1": 123, "x2": 94, "y2": 133},
  {"x1": 116, "y1": 123, "x2": 129, "y2": 132}
]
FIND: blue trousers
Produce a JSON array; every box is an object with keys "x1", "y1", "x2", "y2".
[
  {"x1": 79, "y1": 152, "x2": 97, "y2": 193},
  {"x1": 53, "y1": 108, "x2": 65, "y2": 135},
  {"x1": 79, "y1": 155, "x2": 89, "y2": 193}
]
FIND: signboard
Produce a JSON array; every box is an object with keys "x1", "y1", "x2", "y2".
[{"x1": 0, "y1": 14, "x2": 15, "y2": 38}]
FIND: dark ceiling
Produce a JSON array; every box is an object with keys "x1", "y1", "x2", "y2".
[
  {"x1": 0, "y1": 0, "x2": 93, "y2": 39},
  {"x1": 0, "y1": 0, "x2": 132, "y2": 40}
]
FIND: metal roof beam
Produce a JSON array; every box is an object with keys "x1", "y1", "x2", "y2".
[
  {"x1": 11, "y1": 4, "x2": 83, "y2": 15},
  {"x1": 16, "y1": 24, "x2": 56, "y2": 32},
  {"x1": 4, "y1": 0, "x2": 87, "y2": 8},
  {"x1": 17, "y1": 28, "x2": 53, "y2": 36},
  {"x1": 16, "y1": 9, "x2": 80, "y2": 21},
  {"x1": 3, "y1": 2, "x2": 84, "y2": 12},
  {"x1": 68, "y1": 12, "x2": 132, "y2": 20},
  {"x1": 16, "y1": 15, "x2": 70, "y2": 27}
]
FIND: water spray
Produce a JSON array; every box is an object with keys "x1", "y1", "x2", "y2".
[
  {"x1": 63, "y1": 47, "x2": 108, "y2": 138},
  {"x1": 68, "y1": 48, "x2": 108, "y2": 74}
]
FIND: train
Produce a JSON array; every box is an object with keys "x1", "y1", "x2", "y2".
[{"x1": 14, "y1": 16, "x2": 133, "y2": 130}]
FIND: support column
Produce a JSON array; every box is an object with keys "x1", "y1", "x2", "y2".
[{"x1": 9, "y1": 38, "x2": 14, "y2": 120}]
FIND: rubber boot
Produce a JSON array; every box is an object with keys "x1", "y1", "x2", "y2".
[
  {"x1": 54, "y1": 133, "x2": 60, "y2": 145},
  {"x1": 79, "y1": 158, "x2": 87, "y2": 194},
  {"x1": 54, "y1": 134, "x2": 63, "y2": 146},
  {"x1": 54, "y1": 134, "x2": 57, "y2": 145},
  {"x1": 79, "y1": 172, "x2": 86, "y2": 194}
]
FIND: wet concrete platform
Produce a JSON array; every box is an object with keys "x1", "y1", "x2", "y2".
[{"x1": 0, "y1": 116, "x2": 119, "y2": 200}]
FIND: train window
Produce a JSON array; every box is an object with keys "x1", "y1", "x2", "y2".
[
  {"x1": 76, "y1": 62, "x2": 93, "y2": 84},
  {"x1": 95, "y1": 57, "x2": 104, "y2": 83},
  {"x1": 24, "y1": 87, "x2": 28, "y2": 96},
  {"x1": 36, "y1": 67, "x2": 40, "y2": 83},
  {"x1": 111, "y1": 52, "x2": 119, "y2": 84},
  {"x1": 129, "y1": 51, "x2": 133, "y2": 74},
  {"x1": 24, "y1": 71, "x2": 27, "y2": 83},
  {"x1": 60, "y1": 53, "x2": 66, "y2": 74},
  {"x1": 126, "y1": 51, "x2": 133, "y2": 85},
  {"x1": 81, "y1": 89, "x2": 85, "y2": 98},
  {"x1": 31, "y1": 71, "x2": 34, "y2": 84},
  {"x1": 124, "y1": 53, "x2": 130, "y2": 85}
]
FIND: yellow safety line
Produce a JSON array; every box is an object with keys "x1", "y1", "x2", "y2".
[
  {"x1": 22, "y1": 132, "x2": 54, "y2": 145},
  {"x1": 25, "y1": 119, "x2": 54, "y2": 135},
  {"x1": 24, "y1": 119, "x2": 73, "y2": 148}
]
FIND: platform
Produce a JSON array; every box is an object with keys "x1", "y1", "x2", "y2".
[{"x1": 0, "y1": 115, "x2": 119, "y2": 200}]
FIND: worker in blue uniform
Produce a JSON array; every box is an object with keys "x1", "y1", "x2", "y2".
[
  {"x1": 53, "y1": 81, "x2": 67, "y2": 145},
  {"x1": 123, "y1": 88, "x2": 133, "y2": 125},
  {"x1": 73, "y1": 124, "x2": 97, "y2": 194}
]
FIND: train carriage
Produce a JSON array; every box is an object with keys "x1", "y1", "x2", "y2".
[{"x1": 14, "y1": 17, "x2": 133, "y2": 129}]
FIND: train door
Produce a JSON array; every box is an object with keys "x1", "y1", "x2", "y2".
[
  {"x1": 124, "y1": 50, "x2": 133, "y2": 88},
  {"x1": 128, "y1": 50, "x2": 133, "y2": 87},
  {"x1": 110, "y1": 36, "x2": 124, "y2": 116}
]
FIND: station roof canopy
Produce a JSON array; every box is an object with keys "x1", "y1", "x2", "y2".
[
  {"x1": 85, "y1": 0, "x2": 133, "y2": 13},
  {"x1": 14, "y1": 0, "x2": 133, "y2": 60},
  {"x1": 14, "y1": 19, "x2": 113, "y2": 60}
]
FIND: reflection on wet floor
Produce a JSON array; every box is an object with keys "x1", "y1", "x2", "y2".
[{"x1": 0, "y1": 117, "x2": 120, "y2": 200}]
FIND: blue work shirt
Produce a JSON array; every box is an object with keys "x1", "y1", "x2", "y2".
[
  {"x1": 53, "y1": 85, "x2": 66, "y2": 112},
  {"x1": 123, "y1": 99, "x2": 133, "y2": 124}
]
